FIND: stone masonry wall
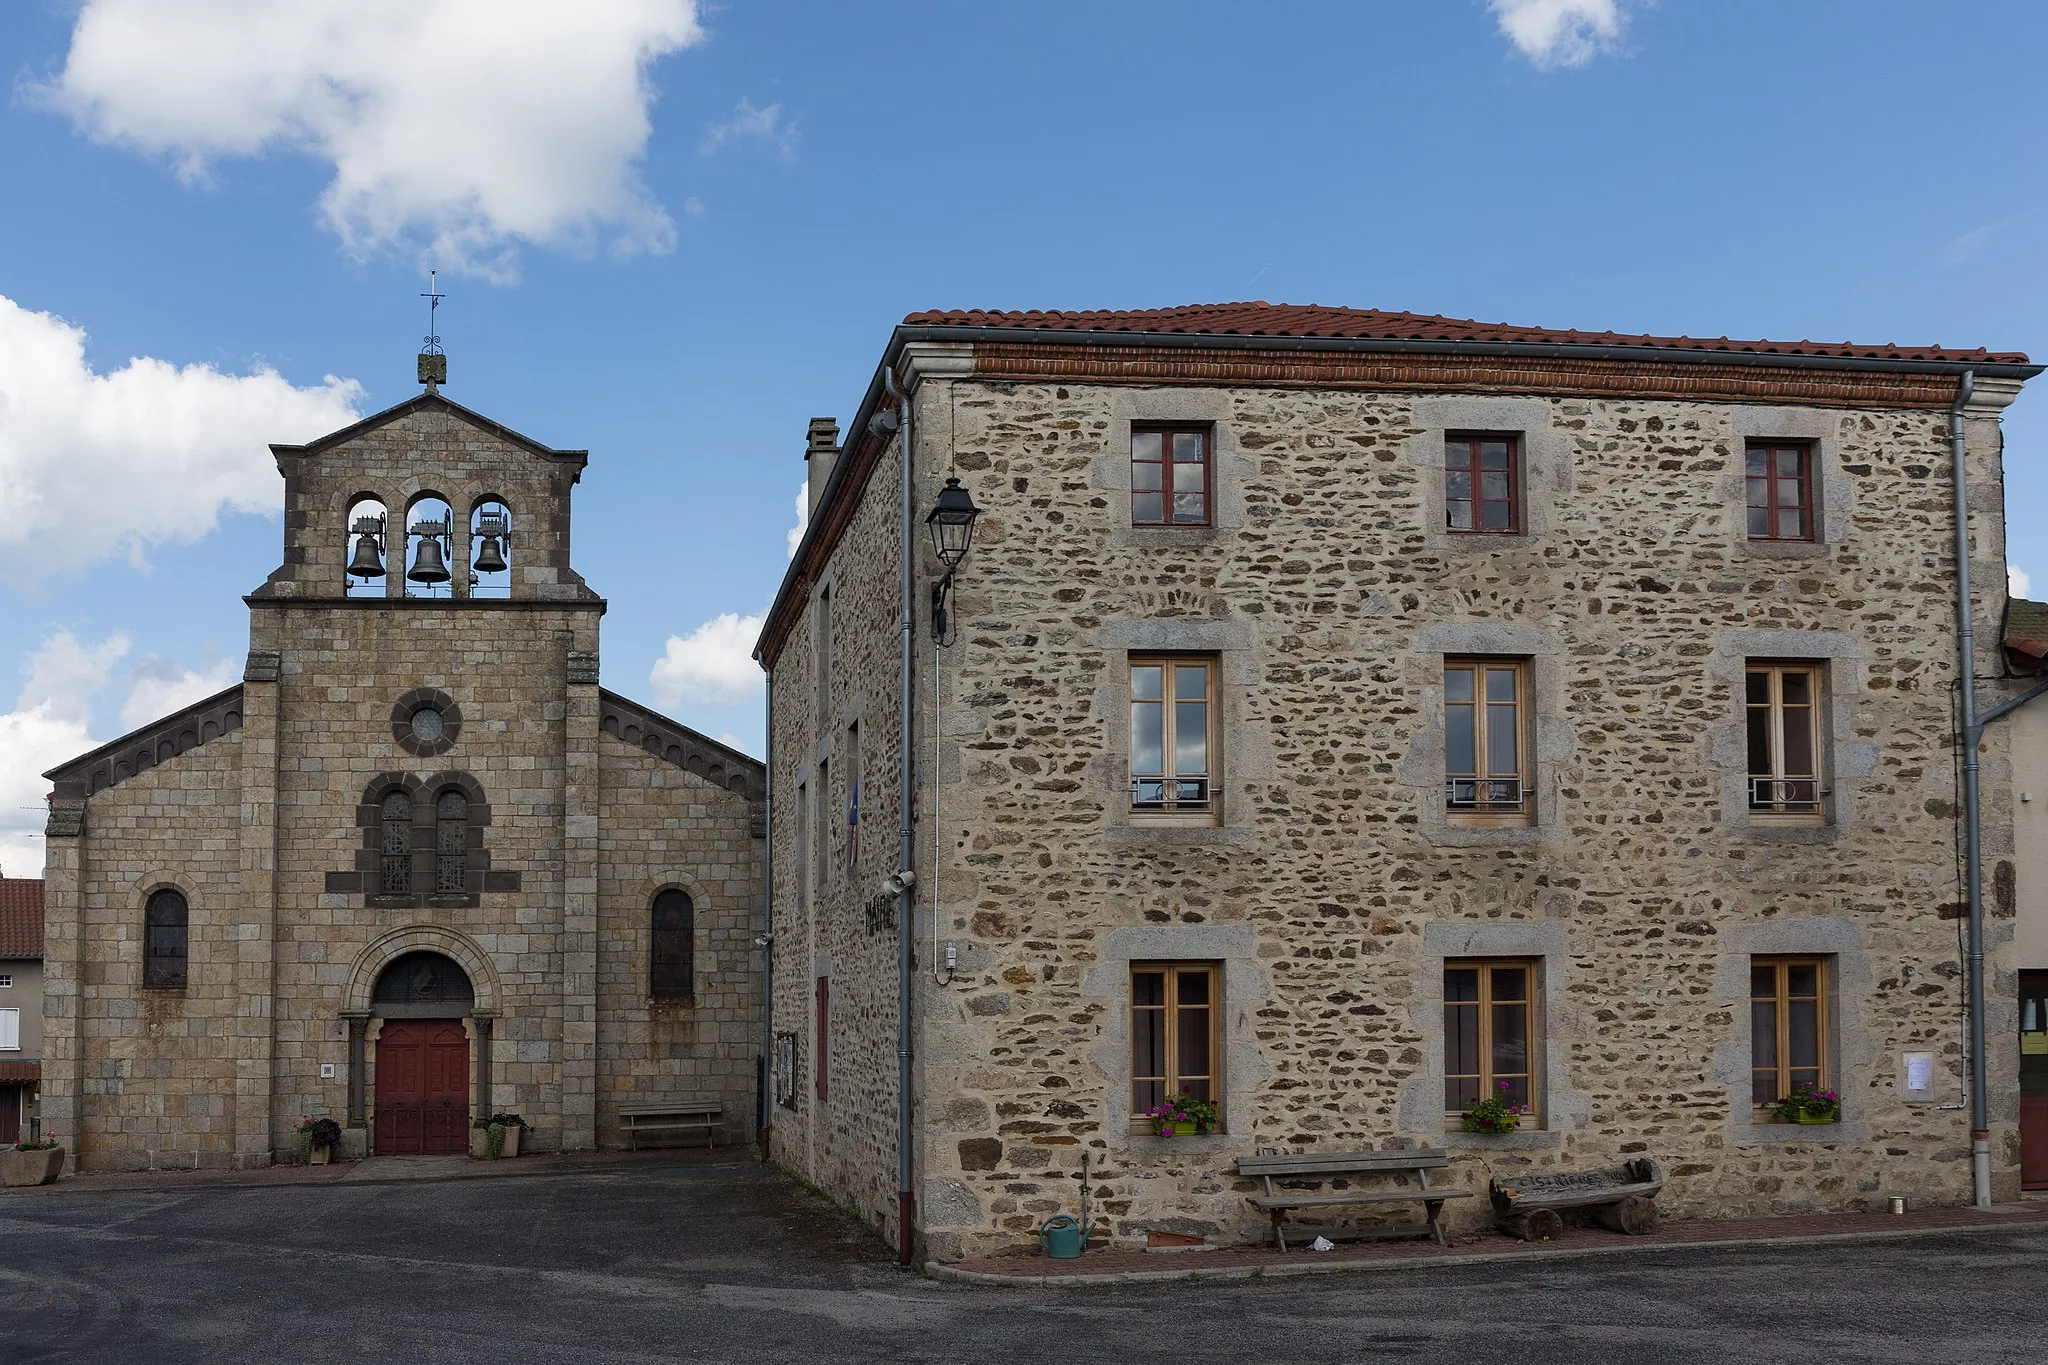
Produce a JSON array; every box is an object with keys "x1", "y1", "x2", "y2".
[
  {"x1": 595, "y1": 736, "x2": 764, "y2": 1147},
  {"x1": 768, "y1": 432, "x2": 912, "y2": 1243},
  {"x1": 57, "y1": 734, "x2": 246, "y2": 1170},
  {"x1": 897, "y1": 376, "x2": 2019, "y2": 1262}
]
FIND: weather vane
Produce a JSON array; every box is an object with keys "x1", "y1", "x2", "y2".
[{"x1": 417, "y1": 270, "x2": 447, "y2": 391}]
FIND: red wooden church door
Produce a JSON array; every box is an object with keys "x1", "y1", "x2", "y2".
[{"x1": 374, "y1": 1020, "x2": 470, "y2": 1154}]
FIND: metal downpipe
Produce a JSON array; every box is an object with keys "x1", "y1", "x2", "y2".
[
  {"x1": 1950, "y1": 369, "x2": 1992, "y2": 1208},
  {"x1": 885, "y1": 365, "x2": 917, "y2": 1262}
]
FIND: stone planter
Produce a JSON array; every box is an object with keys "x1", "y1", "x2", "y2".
[
  {"x1": 309, "y1": 1145, "x2": 331, "y2": 1165},
  {"x1": 0, "y1": 1146, "x2": 65, "y2": 1187},
  {"x1": 471, "y1": 1124, "x2": 523, "y2": 1159}
]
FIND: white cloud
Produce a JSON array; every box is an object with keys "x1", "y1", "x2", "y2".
[
  {"x1": 701, "y1": 98, "x2": 797, "y2": 159},
  {"x1": 0, "y1": 633, "x2": 256, "y2": 875},
  {"x1": 0, "y1": 293, "x2": 362, "y2": 587},
  {"x1": 1491, "y1": 0, "x2": 1627, "y2": 69},
  {"x1": 788, "y1": 480, "x2": 810, "y2": 558},
  {"x1": 2013, "y1": 564, "x2": 2035, "y2": 599},
  {"x1": 1942, "y1": 218, "x2": 2017, "y2": 271},
  {"x1": 32, "y1": 0, "x2": 704, "y2": 280},
  {"x1": 0, "y1": 632, "x2": 127, "y2": 877},
  {"x1": 119, "y1": 654, "x2": 240, "y2": 731},
  {"x1": 649, "y1": 611, "x2": 766, "y2": 712}
]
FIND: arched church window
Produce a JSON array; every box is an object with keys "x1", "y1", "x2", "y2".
[
  {"x1": 381, "y1": 791, "x2": 414, "y2": 892},
  {"x1": 469, "y1": 499, "x2": 512, "y2": 599},
  {"x1": 436, "y1": 790, "x2": 469, "y2": 893},
  {"x1": 650, "y1": 889, "x2": 694, "y2": 998},
  {"x1": 404, "y1": 495, "x2": 454, "y2": 599},
  {"x1": 345, "y1": 496, "x2": 388, "y2": 596},
  {"x1": 143, "y1": 888, "x2": 188, "y2": 990}
]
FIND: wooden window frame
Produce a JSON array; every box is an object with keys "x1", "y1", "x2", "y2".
[
  {"x1": 814, "y1": 760, "x2": 830, "y2": 890},
  {"x1": 1750, "y1": 956, "x2": 1828, "y2": 1111},
  {"x1": 816, "y1": 584, "x2": 833, "y2": 724},
  {"x1": 794, "y1": 779, "x2": 810, "y2": 908},
  {"x1": 1443, "y1": 959, "x2": 1539, "y2": 1124},
  {"x1": 650, "y1": 888, "x2": 695, "y2": 999},
  {"x1": 1444, "y1": 433, "x2": 1522, "y2": 536},
  {"x1": 1129, "y1": 962, "x2": 1221, "y2": 1130},
  {"x1": 1745, "y1": 442, "x2": 1815, "y2": 543},
  {"x1": 1128, "y1": 655, "x2": 1219, "y2": 826},
  {"x1": 1444, "y1": 658, "x2": 1533, "y2": 826},
  {"x1": 1746, "y1": 662, "x2": 1825, "y2": 824},
  {"x1": 143, "y1": 887, "x2": 189, "y2": 991},
  {"x1": 814, "y1": 975, "x2": 830, "y2": 1104},
  {"x1": 1130, "y1": 425, "x2": 1213, "y2": 528}
]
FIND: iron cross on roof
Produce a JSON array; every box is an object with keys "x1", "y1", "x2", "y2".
[{"x1": 417, "y1": 270, "x2": 447, "y2": 391}]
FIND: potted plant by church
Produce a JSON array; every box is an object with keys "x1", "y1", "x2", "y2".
[
  {"x1": 297, "y1": 1116, "x2": 343, "y2": 1165},
  {"x1": 485, "y1": 1113, "x2": 528, "y2": 1159},
  {"x1": 1, "y1": 1138, "x2": 65, "y2": 1187}
]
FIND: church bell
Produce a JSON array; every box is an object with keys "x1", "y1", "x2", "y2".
[
  {"x1": 346, "y1": 532, "x2": 385, "y2": 579},
  {"x1": 470, "y1": 534, "x2": 507, "y2": 575},
  {"x1": 407, "y1": 534, "x2": 451, "y2": 584}
]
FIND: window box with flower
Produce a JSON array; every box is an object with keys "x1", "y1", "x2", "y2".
[
  {"x1": 1461, "y1": 1081, "x2": 1529, "y2": 1135},
  {"x1": 1142, "y1": 1091, "x2": 1217, "y2": 1138},
  {"x1": 1770, "y1": 1083, "x2": 1840, "y2": 1126}
]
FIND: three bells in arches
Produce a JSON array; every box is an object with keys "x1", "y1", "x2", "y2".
[{"x1": 345, "y1": 497, "x2": 512, "y2": 596}]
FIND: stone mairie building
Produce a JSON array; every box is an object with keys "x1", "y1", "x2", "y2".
[
  {"x1": 759, "y1": 303, "x2": 2037, "y2": 1261},
  {"x1": 41, "y1": 383, "x2": 764, "y2": 1170}
]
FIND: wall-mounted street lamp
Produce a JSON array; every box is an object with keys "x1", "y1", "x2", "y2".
[{"x1": 925, "y1": 476, "x2": 980, "y2": 646}]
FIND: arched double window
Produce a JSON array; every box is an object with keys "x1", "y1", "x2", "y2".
[
  {"x1": 436, "y1": 790, "x2": 469, "y2": 892},
  {"x1": 380, "y1": 790, "x2": 414, "y2": 893},
  {"x1": 651, "y1": 889, "x2": 694, "y2": 999},
  {"x1": 143, "y1": 888, "x2": 188, "y2": 990}
]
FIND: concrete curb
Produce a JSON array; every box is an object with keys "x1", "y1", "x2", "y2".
[
  {"x1": 925, "y1": 1217, "x2": 2048, "y2": 1288},
  {"x1": 1, "y1": 1152, "x2": 761, "y2": 1200}
]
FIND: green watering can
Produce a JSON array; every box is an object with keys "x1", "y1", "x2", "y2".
[{"x1": 1040, "y1": 1214, "x2": 1086, "y2": 1259}]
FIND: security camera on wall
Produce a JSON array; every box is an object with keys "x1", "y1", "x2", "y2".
[{"x1": 882, "y1": 869, "x2": 917, "y2": 897}]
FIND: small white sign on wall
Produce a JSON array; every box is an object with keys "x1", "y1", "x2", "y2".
[
  {"x1": 1902, "y1": 1050, "x2": 1935, "y2": 1101},
  {"x1": 320, "y1": 1063, "x2": 336, "y2": 1079}
]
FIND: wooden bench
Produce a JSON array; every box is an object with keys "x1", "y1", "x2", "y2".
[
  {"x1": 618, "y1": 1102, "x2": 723, "y2": 1151},
  {"x1": 1237, "y1": 1149, "x2": 1472, "y2": 1250},
  {"x1": 1490, "y1": 1157, "x2": 1664, "y2": 1241}
]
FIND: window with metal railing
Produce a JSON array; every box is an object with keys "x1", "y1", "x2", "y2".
[
  {"x1": 1746, "y1": 663, "x2": 1824, "y2": 822},
  {"x1": 1129, "y1": 657, "x2": 1216, "y2": 824},
  {"x1": 1445, "y1": 659, "x2": 1532, "y2": 826}
]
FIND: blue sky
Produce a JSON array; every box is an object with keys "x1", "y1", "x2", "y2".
[{"x1": 1, "y1": 0, "x2": 2043, "y2": 874}]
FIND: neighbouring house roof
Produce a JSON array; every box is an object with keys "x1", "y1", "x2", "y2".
[
  {"x1": 902, "y1": 304, "x2": 2033, "y2": 366},
  {"x1": 0, "y1": 877, "x2": 44, "y2": 959},
  {"x1": 0, "y1": 1062, "x2": 41, "y2": 1085},
  {"x1": 2008, "y1": 597, "x2": 2048, "y2": 669}
]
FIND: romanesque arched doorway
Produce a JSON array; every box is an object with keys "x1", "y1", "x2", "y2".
[{"x1": 371, "y1": 952, "x2": 474, "y2": 1155}]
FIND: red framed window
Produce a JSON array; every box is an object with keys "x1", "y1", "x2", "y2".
[
  {"x1": 1445, "y1": 434, "x2": 1520, "y2": 534},
  {"x1": 1132, "y1": 427, "x2": 1211, "y2": 526},
  {"x1": 1746, "y1": 443, "x2": 1813, "y2": 541}
]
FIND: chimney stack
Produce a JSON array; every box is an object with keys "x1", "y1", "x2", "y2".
[{"x1": 806, "y1": 418, "x2": 840, "y2": 519}]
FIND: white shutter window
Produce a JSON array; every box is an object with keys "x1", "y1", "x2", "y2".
[{"x1": 0, "y1": 1008, "x2": 17, "y2": 1050}]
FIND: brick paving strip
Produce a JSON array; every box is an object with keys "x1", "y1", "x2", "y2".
[{"x1": 930, "y1": 1204, "x2": 2048, "y2": 1287}]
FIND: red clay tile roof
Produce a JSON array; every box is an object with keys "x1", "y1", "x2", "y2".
[
  {"x1": 0, "y1": 878, "x2": 44, "y2": 959},
  {"x1": 0, "y1": 1062, "x2": 40, "y2": 1085},
  {"x1": 901, "y1": 304, "x2": 2030, "y2": 365},
  {"x1": 2009, "y1": 598, "x2": 2048, "y2": 662}
]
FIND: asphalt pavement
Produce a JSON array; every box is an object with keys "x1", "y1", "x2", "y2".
[{"x1": 1, "y1": 1154, "x2": 2042, "y2": 1364}]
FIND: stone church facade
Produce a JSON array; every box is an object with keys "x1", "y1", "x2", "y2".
[
  {"x1": 41, "y1": 387, "x2": 765, "y2": 1171},
  {"x1": 759, "y1": 303, "x2": 2037, "y2": 1262}
]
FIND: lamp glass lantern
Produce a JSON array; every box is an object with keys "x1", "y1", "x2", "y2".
[{"x1": 925, "y1": 476, "x2": 980, "y2": 569}]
